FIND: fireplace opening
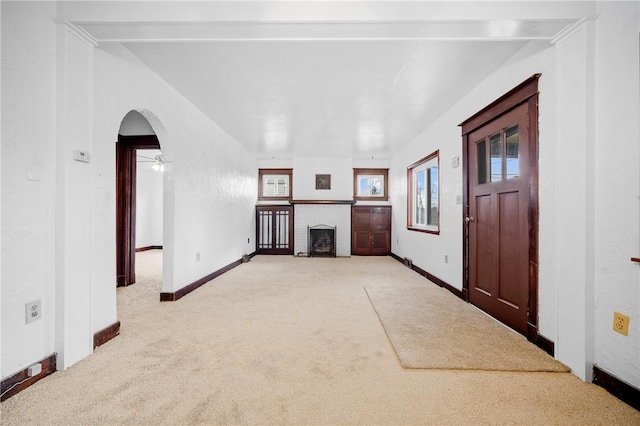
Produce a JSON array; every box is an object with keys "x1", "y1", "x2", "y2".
[{"x1": 308, "y1": 225, "x2": 336, "y2": 257}]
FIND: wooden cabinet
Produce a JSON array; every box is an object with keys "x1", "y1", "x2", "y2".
[
  {"x1": 256, "y1": 205, "x2": 294, "y2": 255},
  {"x1": 351, "y1": 206, "x2": 391, "y2": 255}
]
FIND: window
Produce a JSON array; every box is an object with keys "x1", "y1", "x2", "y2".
[
  {"x1": 353, "y1": 168, "x2": 389, "y2": 201},
  {"x1": 476, "y1": 125, "x2": 519, "y2": 184},
  {"x1": 407, "y1": 151, "x2": 439, "y2": 234},
  {"x1": 258, "y1": 169, "x2": 293, "y2": 201}
]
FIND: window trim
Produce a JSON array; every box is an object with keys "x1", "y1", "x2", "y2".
[
  {"x1": 407, "y1": 151, "x2": 440, "y2": 235},
  {"x1": 258, "y1": 168, "x2": 293, "y2": 201},
  {"x1": 353, "y1": 168, "x2": 389, "y2": 201}
]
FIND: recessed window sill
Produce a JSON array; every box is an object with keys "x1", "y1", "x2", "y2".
[
  {"x1": 258, "y1": 196, "x2": 292, "y2": 202},
  {"x1": 290, "y1": 200, "x2": 356, "y2": 205},
  {"x1": 407, "y1": 226, "x2": 440, "y2": 235},
  {"x1": 354, "y1": 196, "x2": 389, "y2": 202}
]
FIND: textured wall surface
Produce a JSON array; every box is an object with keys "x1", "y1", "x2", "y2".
[
  {"x1": 1, "y1": 2, "x2": 57, "y2": 377},
  {"x1": 2, "y1": 2, "x2": 258, "y2": 376},
  {"x1": 591, "y1": 1, "x2": 640, "y2": 388}
]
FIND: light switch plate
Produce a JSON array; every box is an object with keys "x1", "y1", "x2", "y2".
[{"x1": 72, "y1": 150, "x2": 91, "y2": 163}]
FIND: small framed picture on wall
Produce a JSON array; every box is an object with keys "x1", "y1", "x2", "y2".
[{"x1": 315, "y1": 174, "x2": 331, "y2": 190}]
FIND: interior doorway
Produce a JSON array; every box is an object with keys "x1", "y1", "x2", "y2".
[
  {"x1": 461, "y1": 75, "x2": 540, "y2": 341},
  {"x1": 116, "y1": 111, "x2": 162, "y2": 287},
  {"x1": 135, "y1": 149, "x2": 164, "y2": 253}
]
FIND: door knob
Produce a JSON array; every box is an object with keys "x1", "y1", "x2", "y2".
[{"x1": 465, "y1": 216, "x2": 476, "y2": 223}]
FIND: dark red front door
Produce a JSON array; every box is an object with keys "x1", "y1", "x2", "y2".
[{"x1": 467, "y1": 103, "x2": 531, "y2": 335}]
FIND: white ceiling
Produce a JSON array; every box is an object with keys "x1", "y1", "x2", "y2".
[{"x1": 66, "y1": 1, "x2": 592, "y2": 159}]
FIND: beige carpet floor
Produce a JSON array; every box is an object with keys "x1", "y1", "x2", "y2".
[
  {"x1": 1, "y1": 252, "x2": 639, "y2": 425},
  {"x1": 365, "y1": 286, "x2": 569, "y2": 372}
]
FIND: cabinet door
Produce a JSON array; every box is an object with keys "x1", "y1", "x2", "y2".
[
  {"x1": 256, "y1": 206, "x2": 293, "y2": 254},
  {"x1": 351, "y1": 206, "x2": 391, "y2": 255},
  {"x1": 352, "y1": 209, "x2": 372, "y2": 255},
  {"x1": 370, "y1": 208, "x2": 391, "y2": 255}
]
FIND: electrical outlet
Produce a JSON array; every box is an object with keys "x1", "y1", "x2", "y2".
[
  {"x1": 26, "y1": 300, "x2": 41, "y2": 324},
  {"x1": 195, "y1": 252, "x2": 201, "y2": 262},
  {"x1": 444, "y1": 255, "x2": 449, "y2": 263},
  {"x1": 27, "y1": 363, "x2": 42, "y2": 377},
  {"x1": 613, "y1": 312, "x2": 629, "y2": 336}
]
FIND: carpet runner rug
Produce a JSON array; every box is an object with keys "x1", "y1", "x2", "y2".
[{"x1": 365, "y1": 286, "x2": 570, "y2": 372}]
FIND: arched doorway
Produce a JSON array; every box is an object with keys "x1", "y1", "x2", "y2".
[{"x1": 116, "y1": 110, "x2": 162, "y2": 287}]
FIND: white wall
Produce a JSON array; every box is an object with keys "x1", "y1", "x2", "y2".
[
  {"x1": 1, "y1": 1, "x2": 57, "y2": 377},
  {"x1": 93, "y1": 43, "x2": 258, "y2": 296},
  {"x1": 55, "y1": 17, "x2": 96, "y2": 370},
  {"x1": 553, "y1": 18, "x2": 595, "y2": 382},
  {"x1": 136, "y1": 159, "x2": 163, "y2": 248},
  {"x1": 2, "y1": 2, "x2": 258, "y2": 376},
  {"x1": 591, "y1": 1, "x2": 640, "y2": 388},
  {"x1": 292, "y1": 157, "x2": 353, "y2": 200}
]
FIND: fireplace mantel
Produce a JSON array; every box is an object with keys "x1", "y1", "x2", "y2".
[{"x1": 290, "y1": 200, "x2": 356, "y2": 205}]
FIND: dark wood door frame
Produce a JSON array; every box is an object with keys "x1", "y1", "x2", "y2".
[
  {"x1": 116, "y1": 134, "x2": 161, "y2": 287},
  {"x1": 460, "y1": 74, "x2": 540, "y2": 343}
]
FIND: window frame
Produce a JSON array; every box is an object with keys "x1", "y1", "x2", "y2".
[
  {"x1": 407, "y1": 151, "x2": 440, "y2": 234},
  {"x1": 258, "y1": 168, "x2": 293, "y2": 201},
  {"x1": 353, "y1": 168, "x2": 389, "y2": 201}
]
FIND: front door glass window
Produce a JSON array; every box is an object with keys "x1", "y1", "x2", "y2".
[
  {"x1": 476, "y1": 125, "x2": 520, "y2": 184},
  {"x1": 505, "y1": 125, "x2": 519, "y2": 179}
]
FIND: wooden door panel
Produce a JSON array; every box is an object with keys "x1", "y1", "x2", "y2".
[
  {"x1": 371, "y1": 231, "x2": 389, "y2": 255},
  {"x1": 354, "y1": 211, "x2": 371, "y2": 230},
  {"x1": 371, "y1": 210, "x2": 389, "y2": 228},
  {"x1": 353, "y1": 231, "x2": 372, "y2": 254},
  {"x1": 498, "y1": 191, "x2": 522, "y2": 307},
  {"x1": 467, "y1": 102, "x2": 531, "y2": 336},
  {"x1": 473, "y1": 195, "x2": 493, "y2": 295},
  {"x1": 351, "y1": 206, "x2": 391, "y2": 255}
]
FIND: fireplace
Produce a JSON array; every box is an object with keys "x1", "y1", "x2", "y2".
[
  {"x1": 293, "y1": 203, "x2": 350, "y2": 256},
  {"x1": 308, "y1": 225, "x2": 336, "y2": 257}
]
